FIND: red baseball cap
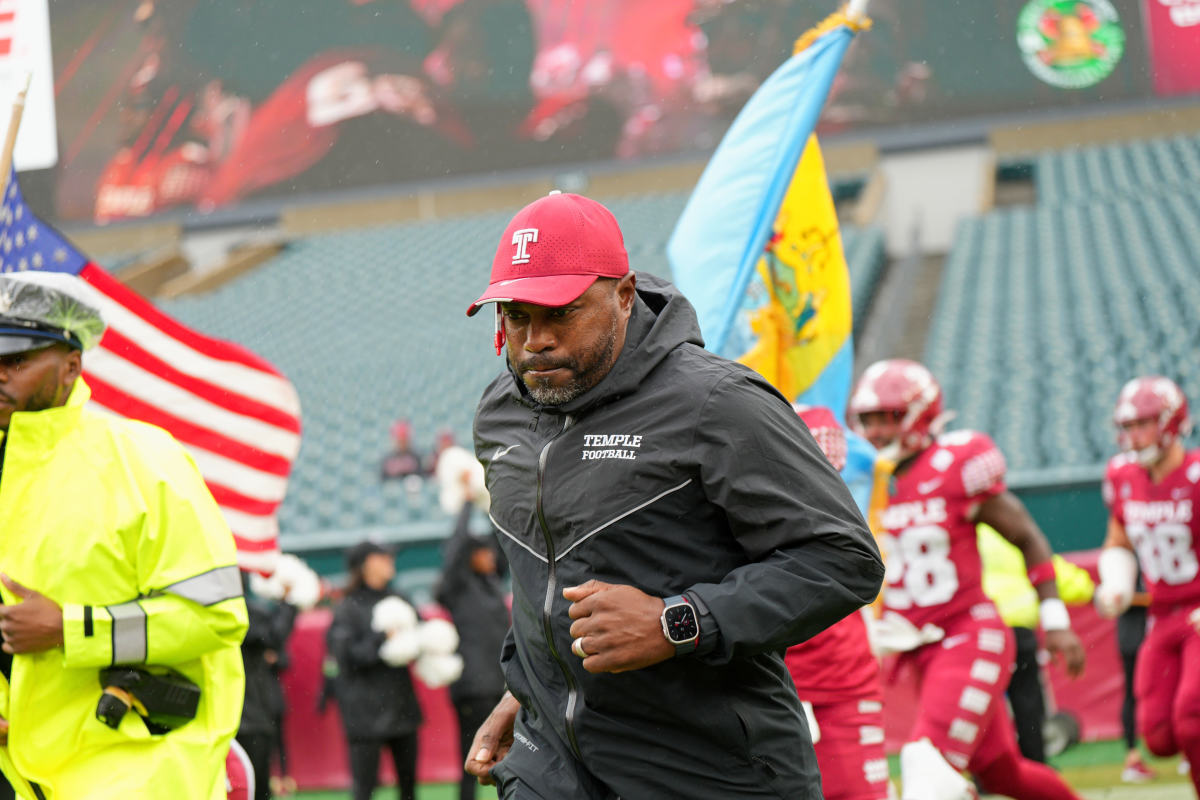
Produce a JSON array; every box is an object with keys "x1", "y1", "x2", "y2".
[{"x1": 466, "y1": 192, "x2": 629, "y2": 316}]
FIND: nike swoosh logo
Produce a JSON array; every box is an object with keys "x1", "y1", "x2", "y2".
[
  {"x1": 942, "y1": 634, "x2": 970, "y2": 649},
  {"x1": 493, "y1": 444, "x2": 522, "y2": 461},
  {"x1": 918, "y1": 479, "x2": 943, "y2": 494}
]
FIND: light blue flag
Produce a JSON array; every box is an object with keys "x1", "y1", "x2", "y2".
[
  {"x1": 668, "y1": 14, "x2": 876, "y2": 503},
  {"x1": 668, "y1": 17, "x2": 862, "y2": 419}
]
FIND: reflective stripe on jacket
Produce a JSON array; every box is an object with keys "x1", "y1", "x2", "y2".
[{"x1": 0, "y1": 380, "x2": 248, "y2": 799}]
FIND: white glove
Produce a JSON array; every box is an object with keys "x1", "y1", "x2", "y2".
[
  {"x1": 371, "y1": 596, "x2": 419, "y2": 633},
  {"x1": 1095, "y1": 583, "x2": 1133, "y2": 618},
  {"x1": 414, "y1": 653, "x2": 464, "y2": 688},
  {"x1": 900, "y1": 739, "x2": 977, "y2": 800},
  {"x1": 1095, "y1": 547, "x2": 1138, "y2": 619},
  {"x1": 379, "y1": 629, "x2": 422, "y2": 667},
  {"x1": 869, "y1": 611, "x2": 945, "y2": 658}
]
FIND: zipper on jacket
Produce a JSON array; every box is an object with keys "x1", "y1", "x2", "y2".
[{"x1": 536, "y1": 413, "x2": 584, "y2": 760}]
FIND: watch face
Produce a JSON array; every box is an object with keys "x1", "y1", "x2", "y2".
[{"x1": 664, "y1": 604, "x2": 698, "y2": 642}]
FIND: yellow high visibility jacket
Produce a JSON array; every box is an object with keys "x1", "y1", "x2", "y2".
[
  {"x1": 0, "y1": 380, "x2": 248, "y2": 799},
  {"x1": 978, "y1": 523, "x2": 1095, "y2": 630}
]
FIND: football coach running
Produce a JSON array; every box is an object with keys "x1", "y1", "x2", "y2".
[
  {"x1": 0, "y1": 272, "x2": 247, "y2": 799},
  {"x1": 464, "y1": 192, "x2": 884, "y2": 799}
]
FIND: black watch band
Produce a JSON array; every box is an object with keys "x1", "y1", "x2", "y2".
[{"x1": 660, "y1": 594, "x2": 699, "y2": 655}]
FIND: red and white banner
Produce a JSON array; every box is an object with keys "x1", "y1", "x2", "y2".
[{"x1": 1143, "y1": 0, "x2": 1200, "y2": 95}]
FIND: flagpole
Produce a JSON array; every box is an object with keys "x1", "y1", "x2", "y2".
[{"x1": 0, "y1": 72, "x2": 32, "y2": 200}]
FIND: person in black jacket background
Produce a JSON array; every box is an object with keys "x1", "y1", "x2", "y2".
[
  {"x1": 237, "y1": 573, "x2": 299, "y2": 800},
  {"x1": 463, "y1": 192, "x2": 884, "y2": 799},
  {"x1": 327, "y1": 542, "x2": 423, "y2": 800},
  {"x1": 435, "y1": 503, "x2": 509, "y2": 800}
]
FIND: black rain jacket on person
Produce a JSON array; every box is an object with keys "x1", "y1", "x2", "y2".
[
  {"x1": 326, "y1": 585, "x2": 424, "y2": 740},
  {"x1": 238, "y1": 588, "x2": 298, "y2": 736},
  {"x1": 434, "y1": 505, "x2": 510, "y2": 704},
  {"x1": 473, "y1": 273, "x2": 884, "y2": 799}
]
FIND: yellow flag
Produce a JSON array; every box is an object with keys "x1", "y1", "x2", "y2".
[{"x1": 737, "y1": 135, "x2": 852, "y2": 403}]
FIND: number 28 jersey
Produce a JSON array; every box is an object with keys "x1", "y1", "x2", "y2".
[
  {"x1": 1104, "y1": 449, "x2": 1200, "y2": 610},
  {"x1": 879, "y1": 431, "x2": 1008, "y2": 630}
]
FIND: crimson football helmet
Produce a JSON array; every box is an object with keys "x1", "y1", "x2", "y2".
[
  {"x1": 793, "y1": 404, "x2": 847, "y2": 471},
  {"x1": 848, "y1": 359, "x2": 949, "y2": 461},
  {"x1": 1113, "y1": 376, "x2": 1192, "y2": 466}
]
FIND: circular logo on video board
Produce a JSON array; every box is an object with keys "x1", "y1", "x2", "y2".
[{"x1": 1017, "y1": 0, "x2": 1125, "y2": 88}]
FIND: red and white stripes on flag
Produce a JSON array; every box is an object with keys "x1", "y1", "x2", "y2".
[
  {"x1": 80, "y1": 265, "x2": 302, "y2": 574},
  {"x1": 0, "y1": 0, "x2": 15, "y2": 57}
]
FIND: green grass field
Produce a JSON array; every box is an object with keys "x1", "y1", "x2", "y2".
[
  {"x1": 1040, "y1": 741, "x2": 1191, "y2": 799},
  {"x1": 291, "y1": 740, "x2": 1193, "y2": 799}
]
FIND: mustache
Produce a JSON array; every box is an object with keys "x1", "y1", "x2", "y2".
[{"x1": 517, "y1": 357, "x2": 573, "y2": 373}]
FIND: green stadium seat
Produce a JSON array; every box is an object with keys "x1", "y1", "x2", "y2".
[{"x1": 926, "y1": 166, "x2": 1200, "y2": 473}]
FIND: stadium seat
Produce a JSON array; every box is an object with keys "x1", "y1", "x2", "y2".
[{"x1": 926, "y1": 156, "x2": 1200, "y2": 473}]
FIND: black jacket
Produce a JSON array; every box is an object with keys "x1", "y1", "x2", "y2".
[
  {"x1": 238, "y1": 593, "x2": 298, "y2": 736},
  {"x1": 326, "y1": 585, "x2": 424, "y2": 740},
  {"x1": 473, "y1": 274, "x2": 884, "y2": 798},
  {"x1": 434, "y1": 506, "x2": 510, "y2": 704}
]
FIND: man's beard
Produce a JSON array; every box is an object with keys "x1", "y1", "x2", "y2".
[
  {"x1": 0, "y1": 377, "x2": 60, "y2": 431},
  {"x1": 518, "y1": 318, "x2": 619, "y2": 406}
]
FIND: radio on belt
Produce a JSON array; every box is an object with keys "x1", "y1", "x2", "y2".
[{"x1": 95, "y1": 667, "x2": 201, "y2": 734}]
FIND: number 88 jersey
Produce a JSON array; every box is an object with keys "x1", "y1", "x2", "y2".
[
  {"x1": 878, "y1": 431, "x2": 1008, "y2": 629},
  {"x1": 1104, "y1": 449, "x2": 1200, "y2": 610}
]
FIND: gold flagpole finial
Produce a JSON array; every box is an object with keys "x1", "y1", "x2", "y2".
[{"x1": 794, "y1": 4, "x2": 873, "y2": 55}]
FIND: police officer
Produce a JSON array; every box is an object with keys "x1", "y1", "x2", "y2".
[{"x1": 0, "y1": 272, "x2": 247, "y2": 799}]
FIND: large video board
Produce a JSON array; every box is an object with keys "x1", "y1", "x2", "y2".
[{"x1": 38, "y1": 0, "x2": 1196, "y2": 224}]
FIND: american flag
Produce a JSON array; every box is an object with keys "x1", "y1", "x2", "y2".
[
  {"x1": 0, "y1": 169, "x2": 301, "y2": 573},
  {"x1": 0, "y1": 0, "x2": 14, "y2": 57}
]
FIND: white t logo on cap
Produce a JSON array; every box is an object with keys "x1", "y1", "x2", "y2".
[{"x1": 511, "y1": 228, "x2": 539, "y2": 265}]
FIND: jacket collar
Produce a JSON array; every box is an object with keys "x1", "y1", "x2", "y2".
[{"x1": 1, "y1": 378, "x2": 90, "y2": 454}]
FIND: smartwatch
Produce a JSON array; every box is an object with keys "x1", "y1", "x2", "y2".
[{"x1": 660, "y1": 595, "x2": 699, "y2": 655}]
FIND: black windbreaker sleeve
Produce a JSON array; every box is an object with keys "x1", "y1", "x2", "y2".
[{"x1": 684, "y1": 371, "x2": 884, "y2": 664}]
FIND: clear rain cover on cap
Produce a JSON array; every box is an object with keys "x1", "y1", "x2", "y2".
[{"x1": 0, "y1": 271, "x2": 107, "y2": 350}]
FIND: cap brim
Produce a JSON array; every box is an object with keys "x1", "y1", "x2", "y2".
[
  {"x1": 466, "y1": 274, "x2": 600, "y2": 316},
  {"x1": 0, "y1": 335, "x2": 57, "y2": 356}
]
